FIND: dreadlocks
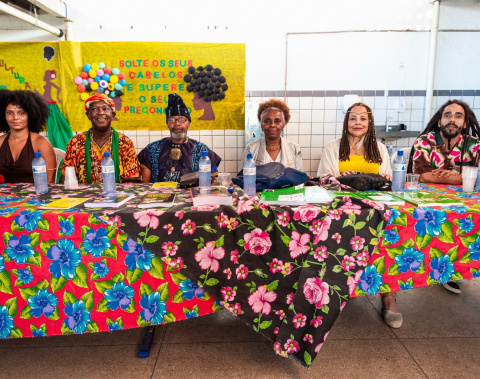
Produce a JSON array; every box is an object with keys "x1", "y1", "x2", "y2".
[
  {"x1": 407, "y1": 99, "x2": 480, "y2": 173},
  {"x1": 339, "y1": 102, "x2": 382, "y2": 164}
]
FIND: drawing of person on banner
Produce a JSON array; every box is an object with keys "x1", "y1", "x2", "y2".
[
  {"x1": 35, "y1": 69, "x2": 61, "y2": 103},
  {"x1": 184, "y1": 65, "x2": 228, "y2": 122},
  {"x1": 192, "y1": 91, "x2": 215, "y2": 120},
  {"x1": 111, "y1": 96, "x2": 122, "y2": 121},
  {"x1": 34, "y1": 69, "x2": 74, "y2": 181}
]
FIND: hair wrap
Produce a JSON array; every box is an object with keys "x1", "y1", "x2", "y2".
[{"x1": 84, "y1": 93, "x2": 115, "y2": 114}]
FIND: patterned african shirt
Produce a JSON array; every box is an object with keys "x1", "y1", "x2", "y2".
[
  {"x1": 138, "y1": 138, "x2": 221, "y2": 182},
  {"x1": 412, "y1": 130, "x2": 480, "y2": 174},
  {"x1": 62, "y1": 130, "x2": 140, "y2": 184}
]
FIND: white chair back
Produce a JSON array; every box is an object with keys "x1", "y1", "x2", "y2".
[{"x1": 53, "y1": 148, "x2": 66, "y2": 183}]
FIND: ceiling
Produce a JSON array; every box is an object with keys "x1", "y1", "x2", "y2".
[{"x1": 0, "y1": 0, "x2": 49, "y2": 15}]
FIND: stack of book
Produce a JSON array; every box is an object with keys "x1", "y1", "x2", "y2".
[{"x1": 191, "y1": 186, "x2": 233, "y2": 206}]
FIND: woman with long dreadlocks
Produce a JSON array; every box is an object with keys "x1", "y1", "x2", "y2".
[
  {"x1": 408, "y1": 99, "x2": 480, "y2": 184},
  {"x1": 316, "y1": 102, "x2": 392, "y2": 179}
]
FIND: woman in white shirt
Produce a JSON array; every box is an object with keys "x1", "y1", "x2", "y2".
[
  {"x1": 241, "y1": 99, "x2": 303, "y2": 171},
  {"x1": 316, "y1": 102, "x2": 400, "y2": 329}
]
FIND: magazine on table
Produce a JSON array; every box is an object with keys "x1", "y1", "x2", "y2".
[
  {"x1": 357, "y1": 192, "x2": 405, "y2": 206},
  {"x1": 390, "y1": 191, "x2": 464, "y2": 207},
  {"x1": 259, "y1": 184, "x2": 306, "y2": 206},
  {"x1": 84, "y1": 192, "x2": 135, "y2": 208},
  {"x1": 304, "y1": 186, "x2": 334, "y2": 204},
  {"x1": 41, "y1": 197, "x2": 89, "y2": 209},
  {"x1": 190, "y1": 186, "x2": 233, "y2": 206},
  {"x1": 151, "y1": 182, "x2": 178, "y2": 188},
  {"x1": 138, "y1": 192, "x2": 176, "y2": 208}
]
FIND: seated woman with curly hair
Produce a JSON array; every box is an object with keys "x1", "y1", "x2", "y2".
[
  {"x1": 241, "y1": 98, "x2": 303, "y2": 170},
  {"x1": 0, "y1": 89, "x2": 56, "y2": 183}
]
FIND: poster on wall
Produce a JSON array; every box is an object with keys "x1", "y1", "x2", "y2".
[{"x1": 0, "y1": 41, "x2": 245, "y2": 132}]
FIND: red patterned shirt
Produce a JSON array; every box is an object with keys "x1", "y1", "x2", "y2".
[{"x1": 62, "y1": 131, "x2": 140, "y2": 184}]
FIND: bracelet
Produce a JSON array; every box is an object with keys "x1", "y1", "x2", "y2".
[{"x1": 46, "y1": 168, "x2": 56, "y2": 171}]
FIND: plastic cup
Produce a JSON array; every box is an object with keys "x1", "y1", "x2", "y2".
[
  {"x1": 64, "y1": 166, "x2": 78, "y2": 190},
  {"x1": 462, "y1": 166, "x2": 478, "y2": 192},
  {"x1": 217, "y1": 173, "x2": 231, "y2": 187},
  {"x1": 406, "y1": 173, "x2": 420, "y2": 190}
]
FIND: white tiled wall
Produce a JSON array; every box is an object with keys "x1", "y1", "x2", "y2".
[{"x1": 52, "y1": 92, "x2": 480, "y2": 179}]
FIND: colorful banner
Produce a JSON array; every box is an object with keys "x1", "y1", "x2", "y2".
[{"x1": 0, "y1": 41, "x2": 245, "y2": 132}]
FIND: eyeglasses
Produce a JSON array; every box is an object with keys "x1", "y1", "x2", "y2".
[{"x1": 168, "y1": 117, "x2": 189, "y2": 124}]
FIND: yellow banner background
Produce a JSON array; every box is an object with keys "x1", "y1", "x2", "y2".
[{"x1": 0, "y1": 41, "x2": 245, "y2": 132}]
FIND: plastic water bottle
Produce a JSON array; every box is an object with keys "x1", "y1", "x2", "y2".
[
  {"x1": 243, "y1": 153, "x2": 256, "y2": 196},
  {"x1": 198, "y1": 151, "x2": 211, "y2": 189},
  {"x1": 32, "y1": 152, "x2": 48, "y2": 194},
  {"x1": 101, "y1": 152, "x2": 116, "y2": 194},
  {"x1": 391, "y1": 150, "x2": 406, "y2": 191}
]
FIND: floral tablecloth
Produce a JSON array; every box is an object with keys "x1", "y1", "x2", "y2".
[
  {"x1": 0, "y1": 183, "x2": 386, "y2": 369},
  {"x1": 350, "y1": 183, "x2": 480, "y2": 297}
]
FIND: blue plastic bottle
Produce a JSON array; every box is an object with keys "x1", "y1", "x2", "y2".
[
  {"x1": 391, "y1": 150, "x2": 406, "y2": 192},
  {"x1": 101, "y1": 152, "x2": 116, "y2": 194},
  {"x1": 198, "y1": 151, "x2": 211, "y2": 189},
  {"x1": 32, "y1": 152, "x2": 48, "y2": 194},
  {"x1": 243, "y1": 153, "x2": 257, "y2": 196}
]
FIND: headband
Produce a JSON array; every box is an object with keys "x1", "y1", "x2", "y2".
[{"x1": 84, "y1": 93, "x2": 115, "y2": 114}]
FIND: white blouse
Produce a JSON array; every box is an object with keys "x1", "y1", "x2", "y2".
[{"x1": 241, "y1": 137, "x2": 304, "y2": 171}]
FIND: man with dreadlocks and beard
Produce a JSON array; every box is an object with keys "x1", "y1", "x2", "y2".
[
  {"x1": 408, "y1": 100, "x2": 480, "y2": 185},
  {"x1": 408, "y1": 99, "x2": 480, "y2": 295}
]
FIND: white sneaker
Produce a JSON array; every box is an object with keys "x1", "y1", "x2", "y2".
[{"x1": 441, "y1": 281, "x2": 461, "y2": 294}]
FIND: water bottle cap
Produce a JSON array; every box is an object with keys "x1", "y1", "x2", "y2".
[
  {"x1": 104, "y1": 152, "x2": 110, "y2": 157},
  {"x1": 397, "y1": 150, "x2": 403, "y2": 156},
  {"x1": 34, "y1": 152, "x2": 41, "y2": 157},
  {"x1": 202, "y1": 151, "x2": 208, "y2": 156},
  {"x1": 246, "y1": 153, "x2": 253, "y2": 159}
]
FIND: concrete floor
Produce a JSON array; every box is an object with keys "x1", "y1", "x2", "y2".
[{"x1": 1, "y1": 279, "x2": 480, "y2": 379}]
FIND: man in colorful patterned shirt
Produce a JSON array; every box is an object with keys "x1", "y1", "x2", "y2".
[
  {"x1": 408, "y1": 99, "x2": 480, "y2": 294},
  {"x1": 138, "y1": 93, "x2": 221, "y2": 183},
  {"x1": 409, "y1": 99, "x2": 480, "y2": 185},
  {"x1": 61, "y1": 93, "x2": 140, "y2": 184}
]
